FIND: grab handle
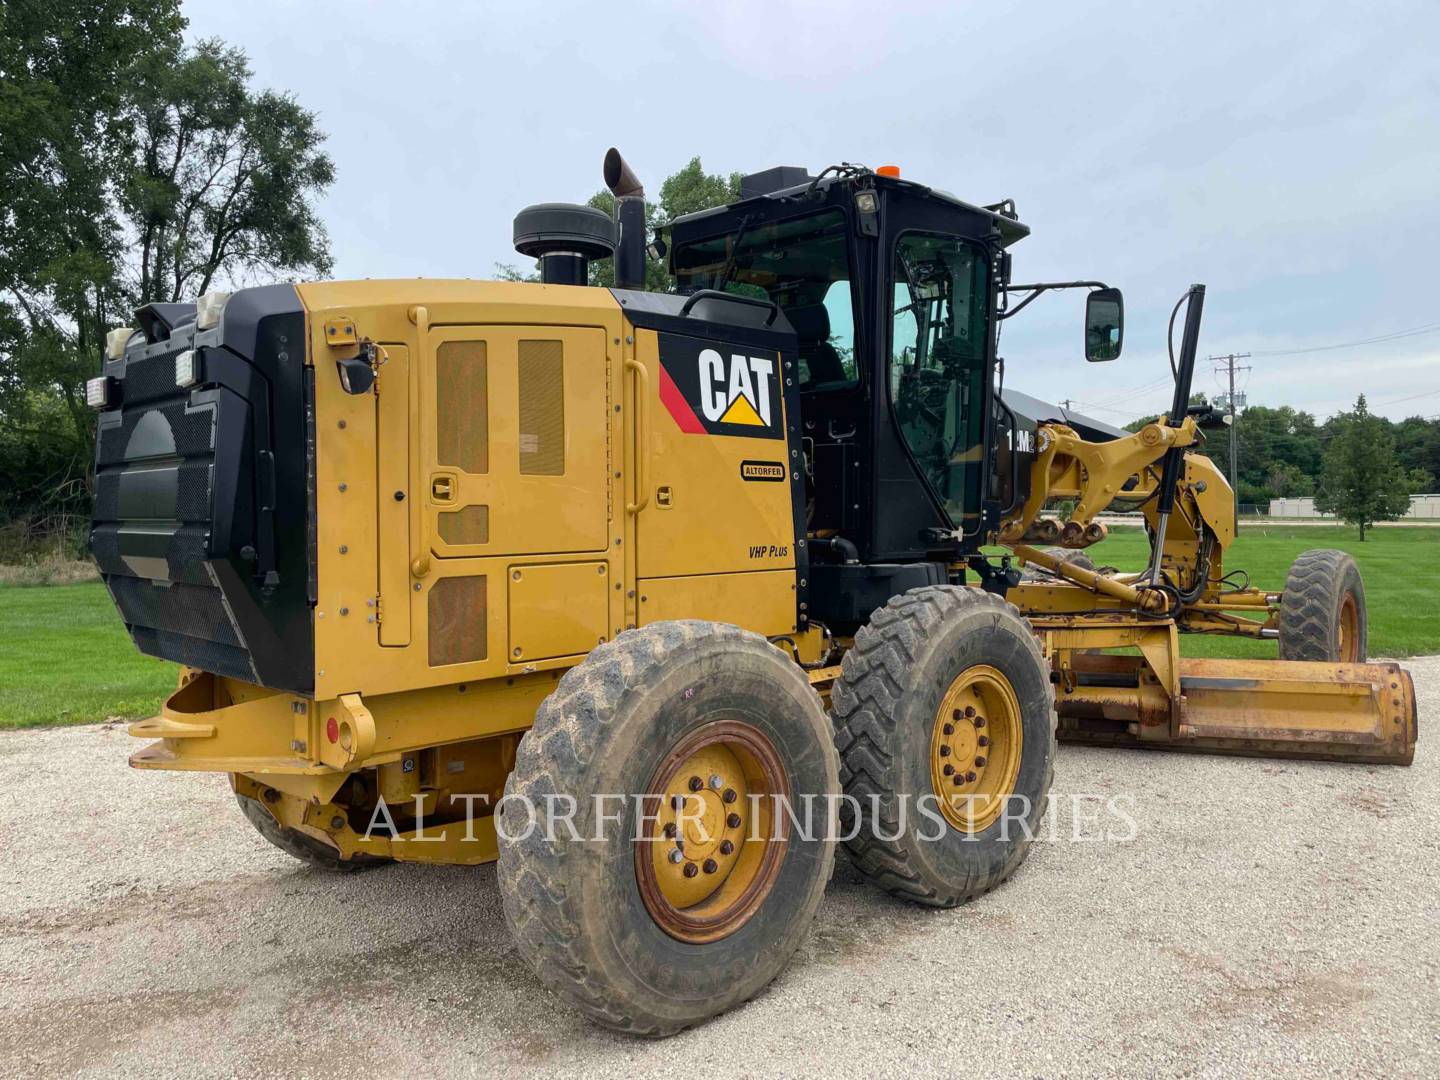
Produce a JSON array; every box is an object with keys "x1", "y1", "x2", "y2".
[{"x1": 626, "y1": 359, "x2": 650, "y2": 514}]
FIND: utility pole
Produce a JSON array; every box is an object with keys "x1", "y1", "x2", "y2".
[{"x1": 1210, "y1": 353, "x2": 1251, "y2": 525}]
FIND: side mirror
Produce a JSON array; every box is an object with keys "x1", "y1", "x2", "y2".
[{"x1": 1084, "y1": 287, "x2": 1124, "y2": 362}]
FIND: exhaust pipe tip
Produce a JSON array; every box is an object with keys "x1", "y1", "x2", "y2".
[{"x1": 604, "y1": 147, "x2": 644, "y2": 198}]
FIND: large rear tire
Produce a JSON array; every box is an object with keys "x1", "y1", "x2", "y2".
[
  {"x1": 1279, "y1": 548, "x2": 1367, "y2": 662},
  {"x1": 497, "y1": 621, "x2": 839, "y2": 1037},
  {"x1": 832, "y1": 586, "x2": 1055, "y2": 908}
]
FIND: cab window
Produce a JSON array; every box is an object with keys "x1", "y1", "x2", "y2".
[
  {"x1": 672, "y1": 211, "x2": 858, "y2": 390},
  {"x1": 890, "y1": 232, "x2": 989, "y2": 528}
]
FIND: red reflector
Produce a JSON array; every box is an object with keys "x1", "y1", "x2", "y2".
[{"x1": 326, "y1": 716, "x2": 339, "y2": 744}]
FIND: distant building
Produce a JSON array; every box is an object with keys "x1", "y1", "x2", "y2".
[{"x1": 1268, "y1": 494, "x2": 1440, "y2": 519}]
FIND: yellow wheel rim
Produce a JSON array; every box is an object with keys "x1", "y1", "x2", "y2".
[
  {"x1": 637, "y1": 721, "x2": 787, "y2": 943},
  {"x1": 929, "y1": 665, "x2": 1024, "y2": 833},
  {"x1": 1339, "y1": 593, "x2": 1359, "y2": 662}
]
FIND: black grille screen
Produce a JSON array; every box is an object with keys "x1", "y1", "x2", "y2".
[
  {"x1": 107, "y1": 575, "x2": 243, "y2": 647},
  {"x1": 91, "y1": 286, "x2": 314, "y2": 693}
]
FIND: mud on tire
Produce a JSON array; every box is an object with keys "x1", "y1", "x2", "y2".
[
  {"x1": 831, "y1": 586, "x2": 1055, "y2": 908},
  {"x1": 496, "y1": 620, "x2": 839, "y2": 1037}
]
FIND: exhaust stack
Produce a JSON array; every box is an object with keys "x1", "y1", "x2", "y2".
[{"x1": 604, "y1": 147, "x2": 647, "y2": 290}]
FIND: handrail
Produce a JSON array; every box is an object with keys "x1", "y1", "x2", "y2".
[
  {"x1": 626, "y1": 359, "x2": 650, "y2": 513},
  {"x1": 679, "y1": 289, "x2": 780, "y2": 326}
]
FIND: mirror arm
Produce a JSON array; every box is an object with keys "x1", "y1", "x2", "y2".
[{"x1": 998, "y1": 280, "x2": 1110, "y2": 320}]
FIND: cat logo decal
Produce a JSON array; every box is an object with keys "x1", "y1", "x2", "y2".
[{"x1": 656, "y1": 332, "x2": 783, "y2": 440}]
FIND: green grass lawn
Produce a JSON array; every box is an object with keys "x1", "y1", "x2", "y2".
[
  {"x1": 0, "y1": 523, "x2": 1435, "y2": 728},
  {"x1": 0, "y1": 582, "x2": 175, "y2": 729},
  {"x1": 1015, "y1": 524, "x2": 1440, "y2": 659}
]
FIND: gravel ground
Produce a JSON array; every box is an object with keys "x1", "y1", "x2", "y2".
[{"x1": 1, "y1": 659, "x2": 1436, "y2": 1079}]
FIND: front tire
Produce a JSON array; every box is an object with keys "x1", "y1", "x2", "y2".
[
  {"x1": 497, "y1": 621, "x2": 839, "y2": 1036},
  {"x1": 832, "y1": 586, "x2": 1055, "y2": 908},
  {"x1": 1279, "y1": 549, "x2": 1367, "y2": 662}
]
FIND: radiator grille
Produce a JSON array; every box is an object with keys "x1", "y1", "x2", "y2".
[
  {"x1": 428, "y1": 575, "x2": 488, "y2": 666},
  {"x1": 437, "y1": 505, "x2": 490, "y2": 546},
  {"x1": 97, "y1": 399, "x2": 215, "y2": 467},
  {"x1": 518, "y1": 340, "x2": 565, "y2": 475},
  {"x1": 436, "y1": 340, "x2": 488, "y2": 474},
  {"x1": 108, "y1": 575, "x2": 243, "y2": 647}
]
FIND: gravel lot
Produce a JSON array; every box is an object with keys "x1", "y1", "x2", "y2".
[{"x1": 1, "y1": 659, "x2": 1436, "y2": 1079}]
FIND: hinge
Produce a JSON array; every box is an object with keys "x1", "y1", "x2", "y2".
[
  {"x1": 324, "y1": 316, "x2": 358, "y2": 348},
  {"x1": 373, "y1": 595, "x2": 383, "y2": 624}
]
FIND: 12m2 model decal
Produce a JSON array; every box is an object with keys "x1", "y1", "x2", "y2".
[{"x1": 657, "y1": 331, "x2": 784, "y2": 440}]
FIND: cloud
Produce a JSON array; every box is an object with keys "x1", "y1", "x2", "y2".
[{"x1": 184, "y1": 0, "x2": 1440, "y2": 420}]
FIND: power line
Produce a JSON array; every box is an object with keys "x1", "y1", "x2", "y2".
[
  {"x1": 1373, "y1": 387, "x2": 1440, "y2": 407},
  {"x1": 1250, "y1": 322, "x2": 1440, "y2": 357}
]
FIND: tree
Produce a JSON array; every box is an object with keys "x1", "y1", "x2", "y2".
[
  {"x1": 1393, "y1": 414, "x2": 1440, "y2": 491},
  {"x1": 0, "y1": 6, "x2": 334, "y2": 539},
  {"x1": 500, "y1": 157, "x2": 740, "y2": 289},
  {"x1": 121, "y1": 40, "x2": 334, "y2": 306},
  {"x1": 0, "y1": 0, "x2": 186, "y2": 485},
  {"x1": 1314, "y1": 394, "x2": 1421, "y2": 539}
]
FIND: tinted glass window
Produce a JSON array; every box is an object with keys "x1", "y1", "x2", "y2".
[
  {"x1": 673, "y1": 211, "x2": 857, "y2": 390},
  {"x1": 890, "y1": 233, "x2": 989, "y2": 528}
]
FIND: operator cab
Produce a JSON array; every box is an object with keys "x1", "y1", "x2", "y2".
[{"x1": 668, "y1": 166, "x2": 1029, "y2": 579}]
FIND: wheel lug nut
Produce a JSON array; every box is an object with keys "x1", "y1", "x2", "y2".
[
  {"x1": 976, "y1": 756, "x2": 987, "y2": 767},
  {"x1": 683, "y1": 862, "x2": 699, "y2": 878},
  {"x1": 719, "y1": 840, "x2": 734, "y2": 855},
  {"x1": 726, "y1": 812, "x2": 742, "y2": 829},
  {"x1": 974, "y1": 716, "x2": 986, "y2": 728},
  {"x1": 953, "y1": 775, "x2": 964, "y2": 786},
  {"x1": 709, "y1": 774, "x2": 723, "y2": 790},
  {"x1": 943, "y1": 764, "x2": 955, "y2": 776},
  {"x1": 964, "y1": 706, "x2": 976, "y2": 718},
  {"x1": 952, "y1": 708, "x2": 963, "y2": 721},
  {"x1": 978, "y1": 735, "x2": 990, "y2": 747},
  {"x1": 688, "y1": 776, "x2": 703, "y2": 792},
  {"x1": 671, "y1": 795, "x2": 684, "y2": 810},
  {"x1": 668, "y1": 849, "x2": 684, "y2": 864},
  {"x1": 663, "y1": 822, "x2": 677, "y2": 839},
  {"x1": 703, "y1": 858, "x2": 719, "y2": 874},
  {"x1": 722, "y1": 788, "x2": 738, "y2": 804},
  {"x1": 966, "y1": 770, "x2": 978, "y2": 782},
  {"x1": 938, "y1": 745, "x2": 950, "y2": 757},
  {"x1": 943, "y1": 723, "x2": 954, "y2": 735}
]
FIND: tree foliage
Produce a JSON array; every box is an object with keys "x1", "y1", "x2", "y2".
[
  {"x1": 0, "y1": 3, "x2": 334, "y2": 538},
  {"x1": 1314, "y1": 395, "x2": 1424, "y2": 539},
  {"x1": 499, "y1": 157, "x2": 740, "y2": 289},
  {"x1": 1127, "y1": 398, "x2": 1440, "y2": 509}
]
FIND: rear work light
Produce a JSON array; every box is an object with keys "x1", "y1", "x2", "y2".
[
  {"x1": 175, "y1": 349, "x2": 199, "y2": 388},
  {"x1": 86, "y1": 376, "x2": 115, "y2": 409},
  {"x1": 195, "y1": 290, "x2": 231, "y2": 330},
  {"x1": 105, "y1": 327, "x2": 135, "y2": 361}
]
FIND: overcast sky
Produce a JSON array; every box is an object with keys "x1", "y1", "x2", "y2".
[{"x1": 186, "y1": 0, "x2": 1440, "y2": 424}]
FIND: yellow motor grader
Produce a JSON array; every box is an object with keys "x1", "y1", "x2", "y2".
[{"x1": 89, "y1": 150, "x2": 1416, "y2": 1035}]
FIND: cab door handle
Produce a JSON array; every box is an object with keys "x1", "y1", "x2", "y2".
[{"x1": 431, "y1": 475, "x2": 454, "y2": 502}]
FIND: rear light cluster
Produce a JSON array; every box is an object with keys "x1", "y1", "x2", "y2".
[{"x1": 85, "y1": 376, "x2": 115, "y2": 409}]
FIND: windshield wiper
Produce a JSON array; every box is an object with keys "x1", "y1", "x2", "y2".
[{"x1": 716, "y1": 214, "x2": 756, "y2": 291}]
